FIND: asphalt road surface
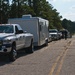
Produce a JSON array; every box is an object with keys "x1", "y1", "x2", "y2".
[{"x1": 0, "y1": 36, "x2": 75, "y2": 75}]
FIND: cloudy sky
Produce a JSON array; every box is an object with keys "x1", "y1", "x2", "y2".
[{"x1": 46, "y1": 0, "x2": 75, "y2": 21}]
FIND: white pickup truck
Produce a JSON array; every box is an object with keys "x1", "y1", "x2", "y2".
[
  {"x1": 0, "y1": 24, "x2": 34, "y2": 61},
  {"x1": 49, "y1": 29, "x2": 59, "y2": 40}
]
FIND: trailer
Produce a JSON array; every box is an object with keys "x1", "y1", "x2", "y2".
[{"x1": 8, "y1": 15, "x2": 49, "y2": 46}]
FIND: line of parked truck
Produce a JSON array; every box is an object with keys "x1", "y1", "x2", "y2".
[{"x1": 0, "y1": 15, "x2": 71, "y2": 61}]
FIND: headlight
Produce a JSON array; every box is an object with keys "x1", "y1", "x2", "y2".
[{"x1": 3, "y1": 39, "x2": 12, "y2": 44}]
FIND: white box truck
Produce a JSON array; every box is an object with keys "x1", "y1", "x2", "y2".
[{"x1": 8, "y1": 15, "x2": 49, "y2": 46}]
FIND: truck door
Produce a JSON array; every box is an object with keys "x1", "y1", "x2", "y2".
[{"x1": 15, "y1": 26, "x2": 25, "y2": 49}]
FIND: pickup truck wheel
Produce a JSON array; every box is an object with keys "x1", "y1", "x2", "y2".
[
  {"x1": 45, "y1": 39, "x2": 48, "y2": 46},
  {"x1": 25, "y1": 41, "x2": 34, "y2": 53},
  {"x1": 9, "y1": 45, "x2": 17, "y2": 61}
]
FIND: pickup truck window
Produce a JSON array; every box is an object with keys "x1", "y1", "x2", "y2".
[
  {"x1": 15, "y1": 26, "x2": 23, "y2": 34},
  {"x1": 0, "y1": 25, "x2": 14, "y2": 33}
]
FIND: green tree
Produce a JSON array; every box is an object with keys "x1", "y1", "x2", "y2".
[
  {"x1": 32, "y1": 0, "x2": 62, "y2": 29},
  {"x1": 52, "y1": 9, "x2": 62, "y2": 29},
  {"x1": 10, "y1": 0, "x2": 35, "y2": 18},
  {"x1": 0, "y1": 0, "x2": 63, "y2": 30},
  {"x1": 62, "y1": 19, "x2": 75, "y2": 34},
  {"x1": 0, "y1": 0, "x2": 9, "y2": 23},
  {"x1": 10, "y1": 0, "x2": 22, "y2": 18}
]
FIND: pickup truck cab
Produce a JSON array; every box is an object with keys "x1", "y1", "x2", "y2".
[{"x1": 0, "y1": 24, "x2": 34, "y2": 61}]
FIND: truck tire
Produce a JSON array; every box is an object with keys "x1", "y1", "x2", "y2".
[
  {"x1": 9, "y1": 45, "x2": 17, "y2": 61},
  {"x1": 25, "y1": 40, "x2": 34, "y2": 53},
  {"x1": 45, "y1": 39, "x2": 48, "y2": 46}
]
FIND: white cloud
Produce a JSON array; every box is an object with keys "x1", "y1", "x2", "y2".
[
  {"x1": 47, "y1": 0, "x2": 75, "y2": 2},
  {"x1": 63, "y1": 12, "x2": 75, "y2": 21},
  {"x1": 46, "y1": 0, "x2": 57, "y2": 2},
  {"x1": 51, "y1": 0, "x2": 57, "y2": 1},
  {"x1": 63, "y1": 0, "x2": 75, "y2": 2},
  {"x1": 70, "y1": 5, "x2": 75, "y2": 10}
]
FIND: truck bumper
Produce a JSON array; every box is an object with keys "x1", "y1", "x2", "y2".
[{"x1": 0, "y1": 46, "x2": 11, "y2": 53}]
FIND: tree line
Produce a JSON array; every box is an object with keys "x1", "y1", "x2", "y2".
[
  {"x1": 62, "y1": 19, "x2": 75, "y2": 34},
  {"x1": 0, "y1": 0, "x2": 75, "y2": 34}
]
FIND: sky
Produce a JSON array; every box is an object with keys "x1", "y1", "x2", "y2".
[{"x1": 46, "y1": 0, "x2": 75, "y2": 21}]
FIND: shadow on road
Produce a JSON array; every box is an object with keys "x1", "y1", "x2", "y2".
[
  {"x1": 0, "y1": 49, "x2": 29, "y2": 66},
  {"x1": 0, "y1": 54, "x2": 11, "y2": 66},
  {"x1": 34, "y1": 44, "x2": 48, "y2": 51},
  {"x1": 0, "y1": 44, "x2": 47, "y2": 66}
]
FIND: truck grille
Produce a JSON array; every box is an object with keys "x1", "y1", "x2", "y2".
[
  {"x1": 0, "y1": 46, "x2": 2, "y2": 50},
  {"x1": 0, "y1": 41, "x2": 2, "y2": 50},
  {"x1": 51, "y1": 35, "x2": 56, "y2": 37},
  {"x1": 0, "y1": 41, "x2": 2, "y2": 46}
]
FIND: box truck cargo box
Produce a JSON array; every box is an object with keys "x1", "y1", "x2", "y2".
[{"x1": 8, "y1": 15, "x2": 49, "y2": 46}]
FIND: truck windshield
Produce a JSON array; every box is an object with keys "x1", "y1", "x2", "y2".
[
  {"x1": 0, "y1": 25, "x2": 14, "y2": 33},
  {"x1": 49, "y1": 30, "x2": 57, "y2": 33}
]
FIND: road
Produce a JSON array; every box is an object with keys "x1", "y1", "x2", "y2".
[{"x1": 0, "y1": 36, "x2": 75, "y2": 75}]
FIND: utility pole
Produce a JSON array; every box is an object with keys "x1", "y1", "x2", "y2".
[
  {"x1": 0, "y1": 0, "x2": 2, "y2": 23},
  {"x1": 17, "y1": 0, "x2": 19, "y2": 18}
]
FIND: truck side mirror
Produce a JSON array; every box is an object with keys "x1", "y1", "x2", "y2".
[
  {"x1": 19, "y1": 30, "x2": 23, "y2": 33},
  {"x1": 15, "y1": 31, "x2": 19, "y2": 34}
]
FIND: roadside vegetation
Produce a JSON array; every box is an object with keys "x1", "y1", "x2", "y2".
[{"x1": 0, "y1": 0, "x2": 75, "y2": 34}]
